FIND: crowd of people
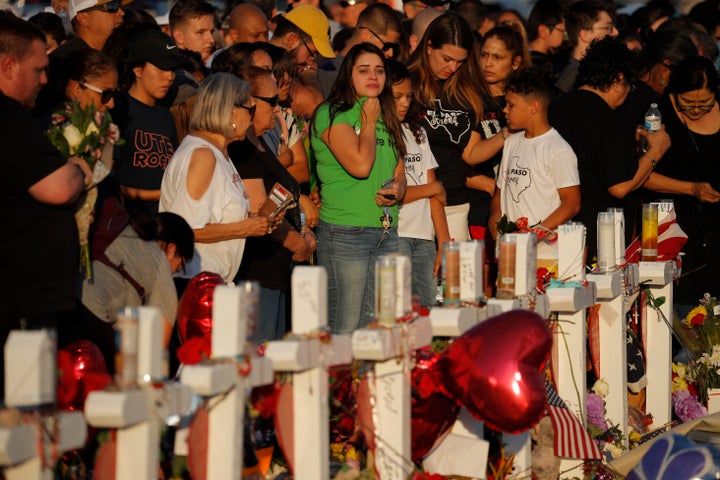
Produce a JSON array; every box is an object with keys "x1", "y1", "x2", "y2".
[{"x1": 2, "y1": 0, "x2": 720, "y2": 396}]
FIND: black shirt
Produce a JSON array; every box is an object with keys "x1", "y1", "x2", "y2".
[{"x1": 0, "y1": 92, "x2": 78, "y2": 316}]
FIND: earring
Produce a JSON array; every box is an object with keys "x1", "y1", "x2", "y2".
[
  {"x1": 232, "y1": 123, "x2": 237, "y2": 130},
  {"x1": 660, "y1": 78, "x2": 667, "y2": 87}
]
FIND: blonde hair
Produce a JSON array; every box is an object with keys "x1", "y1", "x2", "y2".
[{"x1": 190, "y1": 73, "x2": 250, "y2": 138}]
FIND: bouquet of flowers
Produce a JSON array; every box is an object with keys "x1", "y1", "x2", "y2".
[
  {"x1": 671, "y1": 294, "x2": 720, "y2": 416},
  {"x1": 585, "y1": 379, "x2": 626, "y2": 459},
  {"x1": 46, "y1": 101, "x2": 123, "y2": 278}
]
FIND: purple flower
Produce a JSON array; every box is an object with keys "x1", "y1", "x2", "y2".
[
  {"x1": 586, "y1": 392, "x2": 606, "y2": 430},
  {"x1": 672, "y1": 389, "x2": 708, "y2": 422}
]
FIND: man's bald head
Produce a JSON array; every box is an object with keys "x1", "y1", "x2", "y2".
[{"x1": 228, "y1": 3, "x2": 269, "y2": 44}]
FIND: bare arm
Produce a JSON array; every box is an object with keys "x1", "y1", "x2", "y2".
[
  {"x1": 428, "y1": 169, "x2": 450, "y2": 275},
  {"x1": 120, "y1": 186, "x2": 161, "y2": 201},
  {"x1": 488, "y1": 187, "x2": 502, "y2": 240},
  {"x1": 539, "y1": 185, "x2": 581, "y2": 230},
  {"x1": 321, "y1": 98, "x2": 380, "y2": 178},
  {"x1": 466, "y1": 174, "x2": 496, "y2": 196},
  {"x1": 192, "y1": 218, "x2": 271, "y2": 243},
  {"x1": 607, "y1": 127, "x2": 670, "y2": 199},
  {"x1": 404, "y1": 181, "x2": 444, "y2": 204},
  {"x1": 286, "y1": 140, "x2": 310, "y2": 184},
  {"x1": 28, "y1": 157, "x2": 90, "y2": 205},
  {"x1": 644, "y1": 173, "x2": 720, "y2": 203},
  {"x1": 462, "y1": 129, "x2": 508, "y2": 166}
]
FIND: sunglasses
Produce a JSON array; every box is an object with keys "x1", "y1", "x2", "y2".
[
  {"x1": 81, "y1": 0, "x2": 121, "y2": 13},
  {"x1": 253, "y1": 95, "x2": 279, "y2": 107},
  {"x1": 81, "y1": 82, "x2": 118, "y2": 104},
  {"x1": 237, "y1": 103, "x2": 256, "y2": 119},
  {"x1": 360, "y1": 27, "x2": 400, "y2": 56}
]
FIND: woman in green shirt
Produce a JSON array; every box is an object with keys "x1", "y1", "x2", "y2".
[{"x1": 311, "y1": 42, "x2": 406, "y2": 334}]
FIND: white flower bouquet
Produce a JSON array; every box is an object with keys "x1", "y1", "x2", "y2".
[{"x1": 46, "y1": 101, "x2": 124, "y2": 278}]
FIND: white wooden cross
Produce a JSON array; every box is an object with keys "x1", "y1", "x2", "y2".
[
  {"x1": 263, "y1": 266, "x2": 353, "y2": 480},
  {"x1": 639, "y1": 260, "x2": 677, "y2": 427},
  {"x1": 1, "y1": 330, "x2": 87, "y2": 480},
  {"x1": 587, "y1": 268, "x2": 629, "y2": 447},
  {"x1": 351, "y1": 252, "x2": 433, "y2": 480},
  {"x1": 179, "y1": 283, "x2": 274, "y2": 479},
  {"x1": 85, "y1": 306, "x2": 192, "y2": 480}
]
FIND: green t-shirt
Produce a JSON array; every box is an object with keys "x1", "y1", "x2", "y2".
[{"x1": 311, "y1": 98, "x2": 399, "y2": 227}]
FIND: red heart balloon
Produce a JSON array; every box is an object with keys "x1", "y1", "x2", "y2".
[
  {"x1": 176, "y1": 272, "x2": 224, "y2": 343},
  {"x1": 411, "y1": 348, "x2": 460, "y2": 461},
  {"x1": 436, "y1": 310, "x2": 552, "y2": 433}
]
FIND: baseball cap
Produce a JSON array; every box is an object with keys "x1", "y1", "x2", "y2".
[
  {"x1": 128, "y1": 29, "x2": 190, "y2": 71},
  {"x1": 284, "y1": 5, "x2": 335, "y2": 59},
  {"x1": 68, "y1": 0, "x2": 126, "y2": 20}
]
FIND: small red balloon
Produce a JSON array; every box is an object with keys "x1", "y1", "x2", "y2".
[
  {"x1": 176, "y1": 272, "x2": 224, "y2": 343},
  {"x1": 58, "y1": 340, "x2": 109, "y2": 410},
  {"x1": 436, "y1": 310, "x2": 552, "y2": 433}
]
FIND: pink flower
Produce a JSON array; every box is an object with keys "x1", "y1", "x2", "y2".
[
  {"x1": 107, "y1": 123, "x2": 120, "y2": 144},
  {"x1": 586, "y1": 392, "x2": 606, "y2": 430},
  {"x1": 673, "y1": 389, "x2": 708, "y2": 422}
]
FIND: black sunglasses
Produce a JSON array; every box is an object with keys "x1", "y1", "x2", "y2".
[
  {"x1": 237, "y1": 103, "x2": 256, "y2": 119},
  {"x1": 360, "y1": 27, "x2": 400, "y2": 55},
  {"x1": 81, "y1": 82, "x2": 119, "y2": 104},
  {"x1": 253, "y1": 95, "x2": 279, "y2": 107},
  {"x1": 82, "y1": 0, "x2": 121, "y2": 13}
]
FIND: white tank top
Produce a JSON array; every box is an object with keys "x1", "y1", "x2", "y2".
[{"x1": 160, "y1": 135, "x2": 250, "y2": 282}]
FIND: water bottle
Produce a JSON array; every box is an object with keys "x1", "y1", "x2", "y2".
[{"x1": 642, "y1": 103, "x2": 661, "y2": 153}]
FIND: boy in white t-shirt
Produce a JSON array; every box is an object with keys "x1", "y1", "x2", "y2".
[{"x1": 489, "y1": 69, "x2": 581, "y2": 239}]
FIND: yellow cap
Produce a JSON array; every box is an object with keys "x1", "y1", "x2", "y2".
[{"x1": 284, "y1": 5, "x2": 335, "y2": 59}]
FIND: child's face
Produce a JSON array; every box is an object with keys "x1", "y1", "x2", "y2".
[
  {"x1": 392, "y1": 78, "x2": 413, "y2": 121},
  {"x1": 503, "y1": 90, "x2": 533, "y2": 131}
]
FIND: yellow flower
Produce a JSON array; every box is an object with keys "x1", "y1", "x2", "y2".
[
  {"x1": 85, "y1": 121, "x2": 100, "y2": 136},
  {"x1": 685, "y1": 305, "x2": 708, "y2": 327},
  {"x1": 672, "y1": 363, "x2": 689, "y2": 392}
]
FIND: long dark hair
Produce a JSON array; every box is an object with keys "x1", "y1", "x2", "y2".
[
  {"x1": 318, "y1": 42, "x2": 406, "y2": 159},
  {"x1": 406, "y1": 13, "x2": 488, "y2": 123},
  {"x1": 387, "y1": 59, "x2": 424, "y2": 145}
]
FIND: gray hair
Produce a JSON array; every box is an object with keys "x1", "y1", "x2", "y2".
[{"x1": 190, "y1": 72, "x2": 251, "y2": 137}]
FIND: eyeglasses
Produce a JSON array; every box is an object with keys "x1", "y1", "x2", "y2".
[
  {"x1": 80, "y1": 82, "x2": 118, "y2": 104},
  {"x1": 237, "y1": 103, "x2": 256, "y2": 119},
  {"x1": 360, "y1": 27, "x2": 400, "y2": 56},
  {"x1": 674, "y1": 94, "x2": 716, "y2": 113},
  {"x1": 300, "y1": 37, "x2": 319, "y2": 64},
  {"x1": 253, "y1": 95, "x2": 279, "y2": 107},
  {"x1": 81, "y1": 0, "x2": 121, "y2": 14}
]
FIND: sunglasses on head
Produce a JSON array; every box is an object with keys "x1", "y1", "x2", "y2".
[
  {"x1": 360, "y1": 27, "x2": 399, "y2": 56},
  {"x1": 253, "y1": 95, "x2": 279, "y2": 107},
  {"x1": 82, "y1": 0, "x2": 121, "y2": 13},
  {"x1": 80, "y1": 82, "x2": 118, "y2": 104}
]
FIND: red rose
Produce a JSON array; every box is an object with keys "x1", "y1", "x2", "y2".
[
  {"x1": 691, "y1": 313, "x2": 705, "y2": 325},
  {"x1": 177, "y1": 337, "x2": 212, "y2": 365}
]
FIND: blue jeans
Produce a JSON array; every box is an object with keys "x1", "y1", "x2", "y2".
[
  {"x1": 317, "y1": 220, "x2": 398, "y2": 334},
  {"x1": 253, "y1": 287, "x2": 286, "y2": 342},
  {"x1": 398, "y1": 237, "x2": 437, "y2": 308}
]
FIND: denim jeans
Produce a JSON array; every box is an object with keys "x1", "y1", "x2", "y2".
[
  {"x1": 398, "y1": 236, "x2": 437, "y2": 307},
  {"x1": 254, "y1": 287, "x2": 286, "y2": 342},
  {"x1": 317, "y1": 220, "x2": 398, "y2": 334}
]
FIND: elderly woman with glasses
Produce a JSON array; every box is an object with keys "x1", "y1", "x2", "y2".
[
  {"x1": 644, "y1": 56, "x2": 720, "y2": 307},
  {"x1": 225, "y1": 66, "x2": 315, "y2": 341},
  {"x1": 160, "y1": 72, "x2": 277, "y2": 284}
]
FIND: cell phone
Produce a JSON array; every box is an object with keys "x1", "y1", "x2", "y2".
[
  {"x1": 259, "y1": 183, "x2": 295, "y2": 219},
  {"x1": 380, "y1": 177, "x2": 396, "y2": 200}
]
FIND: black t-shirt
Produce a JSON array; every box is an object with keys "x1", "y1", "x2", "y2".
[
  {"x1": 419, "y1": 96, "x2": 480, "y2": 206},
  {"x1": 112, "y1": 93, "x2": 178, "y2": 217},
  {"x1": 0, "y1": 93, "x2": 78, "y2": 316},
  {"x1": 229, "y1": 138, "x2": 301, "y2": 291},
  {"x1": 549, "y1": 89, "x2": 639, "y2": 260},
  {"x1": 468, "y1": 95, "x2": 506, "y2": 227},
  {"x1": 650, "y1": 95, "x2": 720, "y2": 303}
]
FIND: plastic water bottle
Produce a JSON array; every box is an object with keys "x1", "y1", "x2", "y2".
[{"x1": 642, "y1": 103, "x2": 661, "y2": 152}]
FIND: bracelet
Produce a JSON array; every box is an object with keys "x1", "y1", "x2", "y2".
[
  {"x1": 500, "y1": 129, "x2": 508, "y2": 140},
  {"x1": 648, "y1": 157, "x2": 656, "y2": 169}
]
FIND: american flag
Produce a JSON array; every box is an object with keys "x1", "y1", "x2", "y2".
[{"x1": 546, "y1": 382, "x2": 603, "y2": 460}]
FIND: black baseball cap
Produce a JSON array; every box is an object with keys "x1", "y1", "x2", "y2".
[{"x1": 128, "y1": 29, "x2": 191, "y2": 71}]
